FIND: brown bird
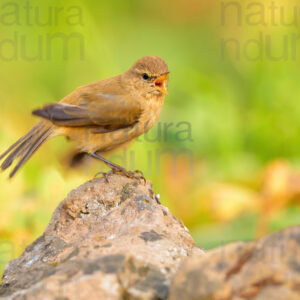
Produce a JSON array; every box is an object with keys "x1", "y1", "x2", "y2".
[{"x1": 0, "y1": 56, "x2": 169, "y2": 179}]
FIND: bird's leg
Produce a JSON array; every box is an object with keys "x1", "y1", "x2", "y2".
[{"x1": 91, "y1": 153, "x2": 146, "y2": 183}]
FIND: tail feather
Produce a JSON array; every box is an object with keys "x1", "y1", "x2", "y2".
[
  {"x1": 0, "y1": 123, "x2": 40, "y2": 161},
  {"x1": 1, "y1": 125, "x2": 44, "y2": 170},
  {"x1": 1, "y1": 129, "x2": 39, "y2": 170},
  {"x1": 0, "y1": 122, "x2": 53, "y2": 178},
  {"x1": 1, "y1": 139, "x2": 28, "y2": 170}
]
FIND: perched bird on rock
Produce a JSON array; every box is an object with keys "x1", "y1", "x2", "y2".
[{"x1": 0, "y1": 56, "x2": 169, "y2": 179}]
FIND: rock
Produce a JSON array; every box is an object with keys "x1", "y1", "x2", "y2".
[
  {"x1": 1, "y1": 175, "x2": 299, "y2": 300},
  {"x1": 0, "y1": 175, "x2": 204, "y2": 300},
  {"x1": 169, "y1": 226, "x2": 300, "y2": 300}
]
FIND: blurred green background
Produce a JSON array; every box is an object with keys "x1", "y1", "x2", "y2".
[{"x1": 0, "y1": 0, "x2": 300, "y2": 275}]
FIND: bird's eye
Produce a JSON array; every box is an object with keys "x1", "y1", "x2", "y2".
[{"x1": 142, "y1": 73, "x2": 149, "y2": 80}]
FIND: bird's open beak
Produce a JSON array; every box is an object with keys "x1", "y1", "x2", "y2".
[{"x1": 154, "y1": 72, "x2": 169, "y2": 95}]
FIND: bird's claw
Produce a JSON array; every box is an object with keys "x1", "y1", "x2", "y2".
[
  {"x1": 95, "y1": 168, "x2": 146, "y2": 184},
  {"x1": 134, "y1": 170, "x2": 147, "y2": 184},
  {"x1": 94, "y1": 170, "x2": 113, "y2": 182},
  {"x1": 123, "y1": 169, "x2": 146, "y2": 184}
]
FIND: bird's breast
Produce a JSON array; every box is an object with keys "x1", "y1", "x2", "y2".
[{"x1": 137, "y1": 95, "x2": 165, "y2": 134}]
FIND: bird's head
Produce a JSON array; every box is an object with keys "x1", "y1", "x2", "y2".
[{"x1": 125, "y1": 56, "x2": 169, "y2": 97}]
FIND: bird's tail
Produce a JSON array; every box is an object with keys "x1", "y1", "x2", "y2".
[{"x1": 0, "y1": 121, "x2": 54, "y2": 178}]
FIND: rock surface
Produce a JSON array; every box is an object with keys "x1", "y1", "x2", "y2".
[
  {"x1": 169, "y1": 226, "x2": 300, "y2": 300},
  {"x1": 1, "y1": 175, "x2": 299, "y2": 300},
  {"x1": 0, "y1": 175, "x2": 203, "y2": 300}
]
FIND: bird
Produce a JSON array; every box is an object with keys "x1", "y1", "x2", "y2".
[{"x1": 0, "y1": 56, "x2": 169, "y2": 180}]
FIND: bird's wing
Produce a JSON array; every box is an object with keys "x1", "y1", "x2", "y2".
[{"x1": 32, "y1": 92, "x2": 142, "y2": 129}]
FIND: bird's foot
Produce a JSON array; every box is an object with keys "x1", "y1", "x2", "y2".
[
  {"x1": 128, "y1": 169, "x2": 147, "y2": 184},
  {"x1": 94, "y1": 170, "x2": 115, "y2": 183},
  {"x1": 95, "y1": 168, "x2": 146, "y2": 184}
]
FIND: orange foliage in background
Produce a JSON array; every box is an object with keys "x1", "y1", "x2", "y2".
[{"x1": 163, "y1": 158, "x2": 300, "y2": 238}]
